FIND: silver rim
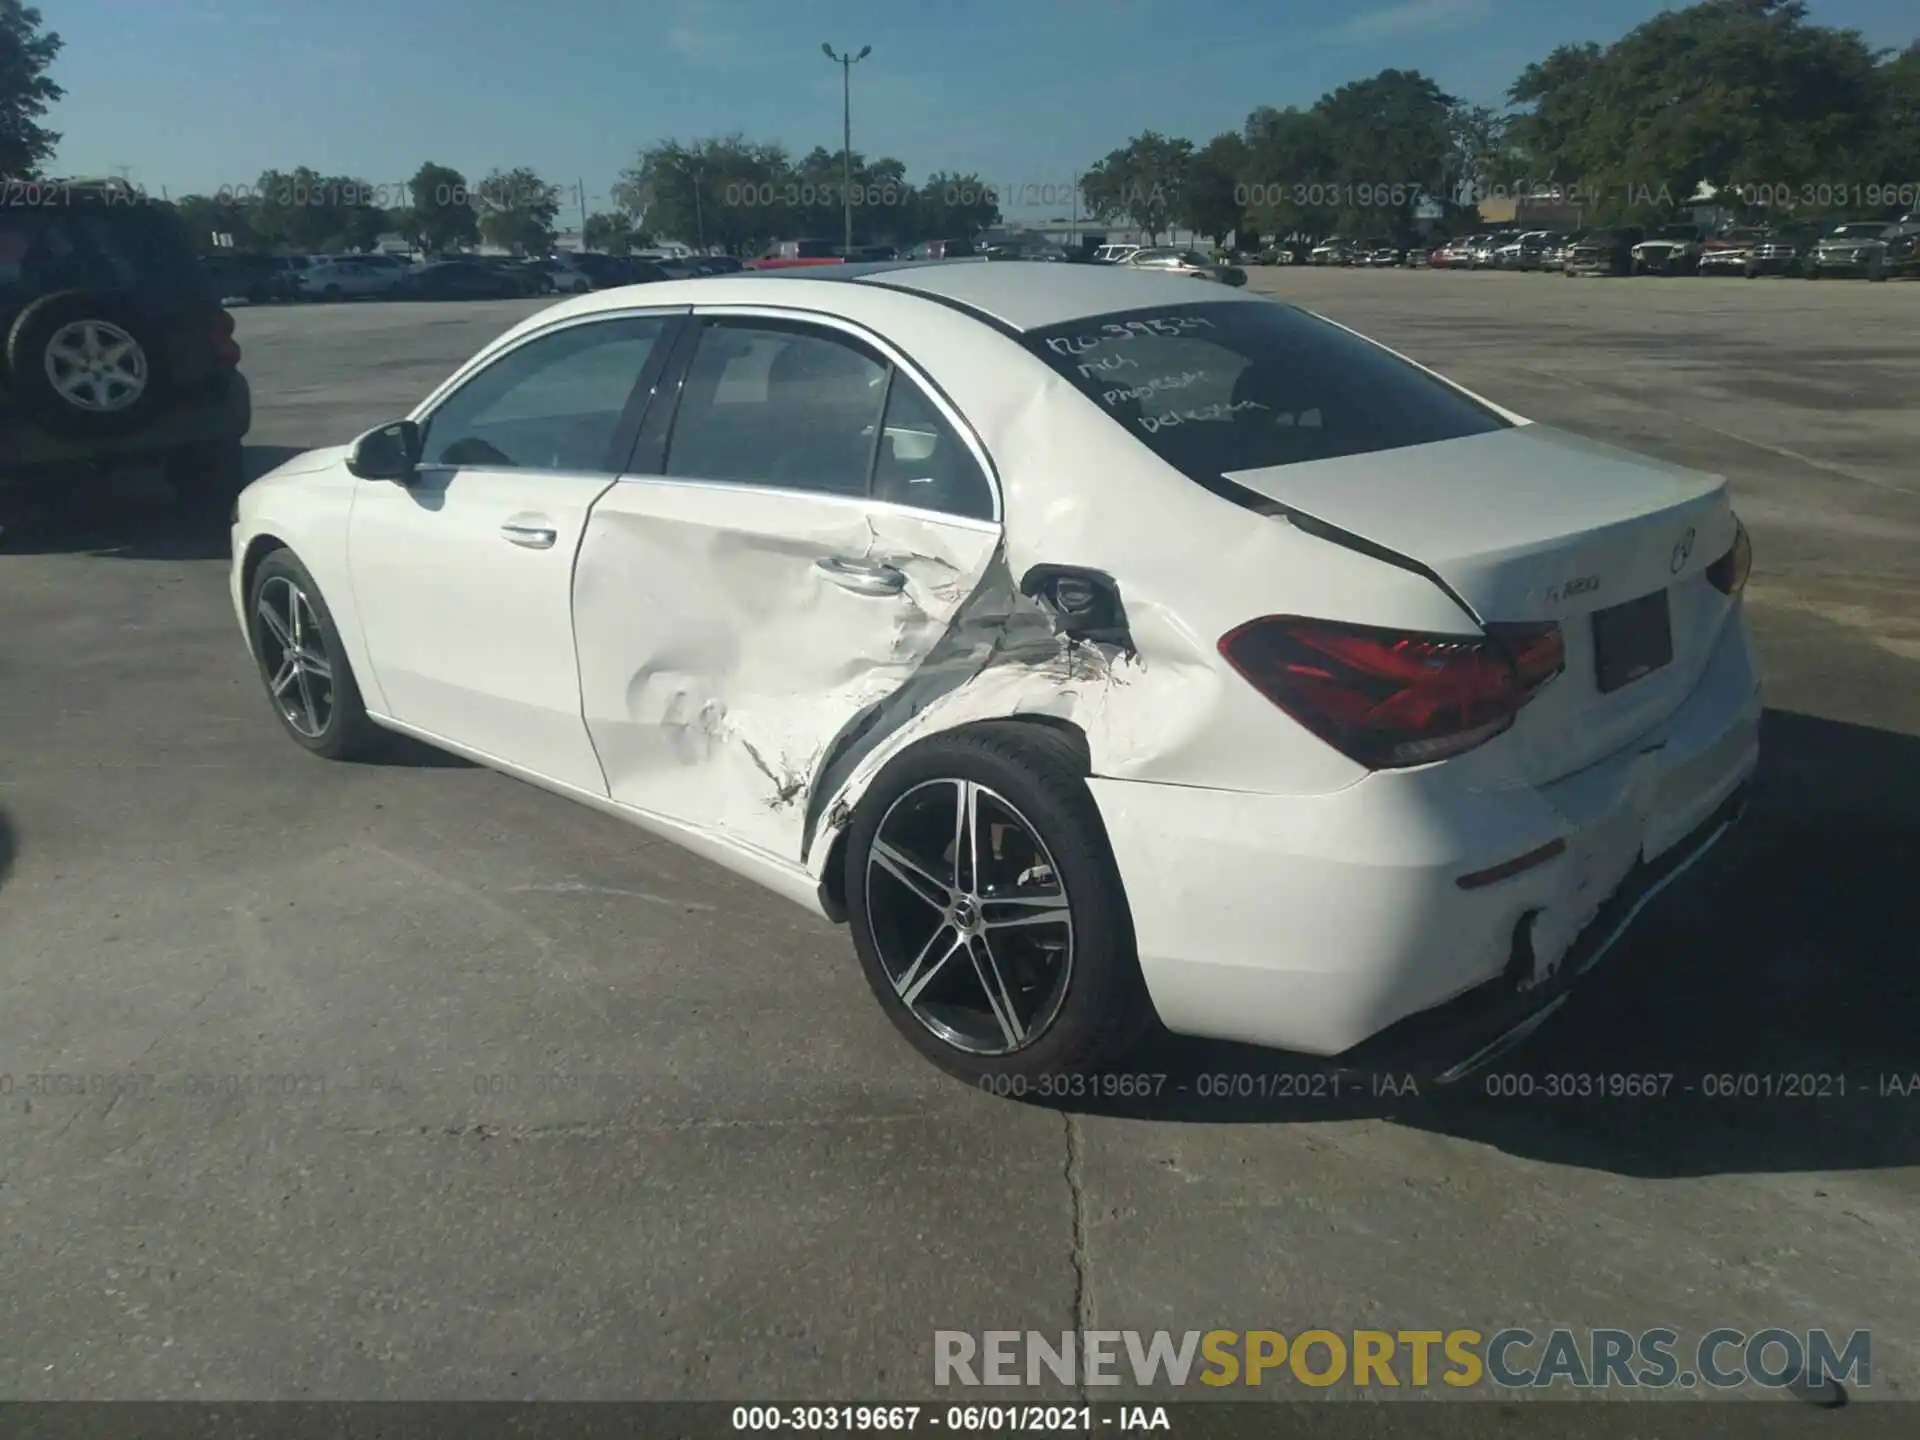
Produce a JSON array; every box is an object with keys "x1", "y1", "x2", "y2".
[
  {"x1": 865, "y1": 779, "x2": 1074, "y2": 1056},
  {"x1": 255, "y1": 576, "x2": 334, "y2": 739},
  {"x1": 44, "y1": 319, "x2": 148, "y2": 413}
]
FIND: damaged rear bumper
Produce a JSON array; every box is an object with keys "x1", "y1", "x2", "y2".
[{"x1": 1088, "y1": 617, "x2": 1761, "y2": 1063}]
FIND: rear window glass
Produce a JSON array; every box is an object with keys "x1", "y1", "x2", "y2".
[{"x1": 1023, "y1": 302, "x2": 1509, "y2": 480}]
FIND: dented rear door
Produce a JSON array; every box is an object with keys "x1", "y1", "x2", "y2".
[{"x1": 573, "y1": 312, "x2": 1004, "y2": 868}]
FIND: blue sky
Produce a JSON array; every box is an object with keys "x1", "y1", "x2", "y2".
[{"x1": 46, "y1": 0, "x2": 1917, "y2": 219}]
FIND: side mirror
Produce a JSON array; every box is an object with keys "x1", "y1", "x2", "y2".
[{"x1": 346, "y1": 420, "x2": 422, "y2": 482}]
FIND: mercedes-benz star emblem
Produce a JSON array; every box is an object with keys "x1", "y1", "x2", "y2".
[{"x1": 1670, "y1": 527, "x2": 1696, "y2": 575}]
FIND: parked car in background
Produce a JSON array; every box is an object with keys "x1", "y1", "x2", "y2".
[
  {"x1": 1490, "y1": 233, "x2": 1532, "y2": 269},
  {"x1": 698, "y1": 255, "x2": 745, "y2": 275},
  {"x1": 1353, "y1": 239, "x2": 1405, "y2": 267},
  {"x1": 1565, "y1": 227, "x2": 1644, "y2": 276},
  {"x1": 1308, "y1": 237, "x2": 1354, "y2": 266},
  {"x1": 2, "y1": 178, "x2": 251, "y2": 516},
  {"x1": 1091, "y1": 243, "x2": 1141, "y2": 264},
  {"x1": 1875, "y1": 221, "x2": 1920, "y2": 277},
  {"x1": 1429, "y1": 236, "x2": 1477, "y2": 268},
  {"x1": 200, "y1": 253, "x2": 302, "y2": 305},
  {"x1": 1696, "y1": 228, "x2": 1767, "y2": 276},
  {"x1": 1123, "y1": 247, "x2": 1247, "y2": 285},
  {"x1": 1630, "y1": 225, "x2": 1704, "y2": 275},
  {"x1": 397, "y1": 260, "x2": 533, "y2": 300},
  {"x1": 903, "y1": 238, "x2": 979, "y2": 261},
  {"x1": 750, "y1": 238, "x2": 849, "y2": 270},
  {"x1": 1744, "y1": 223, "x2": 1819, "y2": 276},
  {"x1": 1806, "y1": 221, "x2": 1902, "y2": 280},
  {"x1": 983, "y1": 239, "x2": 1068, "y2": 262},
  {"x1": 1542, "y1": 233, "x2": 1580, "y2": 270},
  {"x1": 527, "y1": 255, "x2": 594, "y2": 293},
  {"x1": 1511, "y1": 232, "x2": 1566, "y2": 271},
  {"x1": 300, "y1": 256, "x2": 410, "y2": 301},
  {"x1": 1467, "y1": 234, "x2": 1512, "y2": 269}
]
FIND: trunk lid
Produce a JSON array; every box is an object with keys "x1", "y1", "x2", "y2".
[{"x1": 1225, "y1": 424, "x2": 1740, "y2": 783}]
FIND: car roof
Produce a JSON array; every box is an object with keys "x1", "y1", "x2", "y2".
[{"x1": 538, "y1": 259, "x2": 1271, "y2": 333}]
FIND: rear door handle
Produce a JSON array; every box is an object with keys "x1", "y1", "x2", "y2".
[
  {"x1": 501, "y1": 523, "x2": 558, "y2": 549},
  {"x1": 814, "y1": 556, "x2": 906, "y2": 596}
]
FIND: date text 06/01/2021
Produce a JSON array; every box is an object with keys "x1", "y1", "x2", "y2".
[{"x1": 730, "y1": 1404, "x2": 1171, "y2": 1432}]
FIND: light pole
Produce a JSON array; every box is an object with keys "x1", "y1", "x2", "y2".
[
  {"x1": 821, "y1": 42, "x2": 871, "y2": 252},
  {"x1": 665, "y1": 158, "x2": 706, "y2": 251}
]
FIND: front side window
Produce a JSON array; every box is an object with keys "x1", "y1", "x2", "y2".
[
  {"x1": 422, "y1": 316, "x2": 668, "y2": 472},
  {"x1": 1024, "y1": 301, "x2": 1509, "y2": 484}
]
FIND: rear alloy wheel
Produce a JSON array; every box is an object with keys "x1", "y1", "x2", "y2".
[
  {"x1": 846, "y1": 724, "x2": 1150, "y2": 1086},
  {"x1": 247, "y1": 549, "x2": 383, "y2": 760}
]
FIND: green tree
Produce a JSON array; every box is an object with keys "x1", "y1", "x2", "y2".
[
  {"x1": 0, "y1": 0, "x2": 62, "y2": 179},
  {"x1": 1870, "y1": 44, "x2": 1920, "y2": 190},
  {"x1": 1505, "y1": 43, "x2": 1604, "y2": 186},
  {"x1": 1311, "y1": 69, "x2": 1455, "y2": 234},
  {"x1": 1180, "y1": 132, "x2": 1251, "y2": 246},
  {"x1": 1509, "y1": 1, "x2": 1883, "y2": 223},
  {"x1": 1238, "y1": 106, "x2": 1337, "y2": 239},
  {"x1": 616, "y1": 137, "x2": 789, "y2": 253},
  {"x1": 582, "y1": 211, "x2": 633, "y2": 253},
  {"x1": 474, "y1": 167, "x2": 559, "y2": 254},
  {"x1": 171, "y1": 193, "x2": 257, "y2": 254},
  {"x1": 1082, "y1": 132, "x2": 1193, "y2": 241},
  {"x1": 912, "y1": 171, "x2": 1001, "y2": 246},
  {"x1": 401, "y1": 161, "x2": 478, "y2": 254}
]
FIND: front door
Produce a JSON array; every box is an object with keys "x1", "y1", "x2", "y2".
[
  {"x1": 347, "y1": 311, "x2": 678, "y2": 791},
  {"x1": 574, "y1": 312, "x2": 1004, "y2": 867}
]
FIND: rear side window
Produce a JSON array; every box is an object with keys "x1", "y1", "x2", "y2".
[{"x1": 1023, "y1": 302, "x2": 1508, "y2": 481}]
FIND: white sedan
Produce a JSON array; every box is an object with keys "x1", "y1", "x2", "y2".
[{"x1": 230, "y1": 263, "x2": 1760, "y2": 1085}]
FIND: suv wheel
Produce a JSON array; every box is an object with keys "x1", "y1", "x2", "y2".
[{"x1": 3, "y1": 291, "x2": 169, "y2": 439}]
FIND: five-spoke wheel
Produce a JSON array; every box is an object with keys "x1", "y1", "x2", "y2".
[
  {"x1": 246, "y1": 548, "x2": 381, "y2": 760},
  {"x1": 846, "y1": 723, "x2": 1149, "y2": 1084}
]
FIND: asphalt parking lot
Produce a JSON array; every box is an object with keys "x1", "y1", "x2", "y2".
[{"x1": 2, "y1": 273, "x2": 1917, "y2": 1408}]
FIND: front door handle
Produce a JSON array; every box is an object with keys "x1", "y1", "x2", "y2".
[
  {"x1": 501, "y1": 523, "x2": 558, "y2": 549},
  {"x1": 814, "y1": 556, "x2": 906, "y2": 596}
]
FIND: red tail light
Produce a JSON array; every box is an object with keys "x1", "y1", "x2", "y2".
[
  {"x1": 1219, "y1": 616, "x2": 1563, "y2": 770},
  {"x1": 213, "y1": 308, "x2": 241, "y2": 367},
  {"x1": 1706, "y1": 519, "x2": 1751, "y2": 595}
]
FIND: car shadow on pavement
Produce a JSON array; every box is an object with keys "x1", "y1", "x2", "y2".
[
  {"x1": 1042, "y1": 707, "x2": 1920, "y2": 1179},
  {"x1": 0, "y1": 806, "x2": 15, "y2": 895},
  {"x1": 0, "y1": 445, "x2": 310, "y2": 560}
]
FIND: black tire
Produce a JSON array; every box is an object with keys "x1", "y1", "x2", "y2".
[
  {"x1": 246, "y1": 547, "x2": 383, "y2": 761},
  {"x1": 1805, "y1": 266, "x2": 1819, "y2": 280},
  {"x1": 167, "y1": 439, "x2": 250, "y2": 521},
  {"x1": 1869, "y1": 261, "x2": 1886, "y2": 282},
  {"x1": 323, "y1": 285, "x2": 343, "y2": 302},
  {"x1": 2, "y1": 290, "x2": 171, "y2": 439},
  {"x1": 844, "y1": 722, "x2": 1152, "y2": 1086}
]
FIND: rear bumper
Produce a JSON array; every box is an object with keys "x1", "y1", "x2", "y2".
[
  {"x1": 1091, "y1": 613, "x2": 1762, "y2": 1063},
  {"x1": 0, "y1": 372, "x2": 251, "y2": 482}
]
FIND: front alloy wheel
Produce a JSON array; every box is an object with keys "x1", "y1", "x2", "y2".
[
  {"x1": 255, "y1": 575, "x2": 335, "y2": 740},
  {"x1": 247, "y1": 548, "x2": 381, "y2": 760}
]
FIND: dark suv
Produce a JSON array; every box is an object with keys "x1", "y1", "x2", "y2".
[{"x1": 1, "y1": 182, "x2": 252, "y2": 515}]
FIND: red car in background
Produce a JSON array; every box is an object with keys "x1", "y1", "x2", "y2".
[{"x1": 747, "y1": 239, "x2": 847, "y2": 270}]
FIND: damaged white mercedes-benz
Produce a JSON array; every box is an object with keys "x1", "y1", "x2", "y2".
[{"x1": 230, "y1": 261, "x2": 1760, "y2": 1086}]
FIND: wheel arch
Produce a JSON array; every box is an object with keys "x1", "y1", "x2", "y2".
[{"x1": 814, "y1": 713, "x2": 1095, "y2": 924}]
